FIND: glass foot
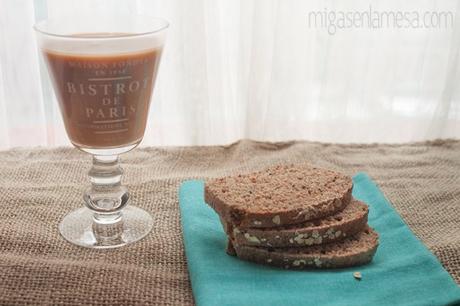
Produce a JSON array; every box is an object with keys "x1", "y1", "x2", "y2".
[{"x1": 59, "y1": 206, "x2": 153, "y2": 249}]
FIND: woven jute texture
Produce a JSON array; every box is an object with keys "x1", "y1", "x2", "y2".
[{"x1": 0, "y1": 139, "x2": 459, "y2": 305}]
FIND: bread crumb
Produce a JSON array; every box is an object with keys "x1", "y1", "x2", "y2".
[{"x1": 353, "y1": 271, "x2": 362, "y2": 280}]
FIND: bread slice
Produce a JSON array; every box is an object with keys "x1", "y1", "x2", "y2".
[
  {"x1": 228, "y1": 227, "x2": 379, "y2": 269},
  {"x1": 228, "y1": 199, "x2": 368, "y2": 248},
  {"x1": 205, "y1": 164, "x2": 353, "y2": 228}
]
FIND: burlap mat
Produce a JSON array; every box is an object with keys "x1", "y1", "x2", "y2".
[{"x1": 0, "y1": 139, "x2": 458, "y2": 305}]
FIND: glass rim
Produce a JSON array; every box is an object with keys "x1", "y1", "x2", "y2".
[{"x1": 33, "y1": 15, "x2": 169, "y2": 39}]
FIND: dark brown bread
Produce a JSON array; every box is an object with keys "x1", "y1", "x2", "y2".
[
  {"x1": 205, "y1": 164, "x2": 353, "y2": 228},
  {"x1": 228, "y1": 199, "x2": 368, "y2": 247},
  {"x1": 229, "y1": 227, "x2": 379, "y2": 269},
  {"x1": 226, "y1": 239, "x2": 237, "y2": 256}
]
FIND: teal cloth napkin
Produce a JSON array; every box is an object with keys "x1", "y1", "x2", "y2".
[{"x1": 179, "y1": 173, "x2": 460, "y2": 306}]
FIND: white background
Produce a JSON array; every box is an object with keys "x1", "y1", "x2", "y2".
[{"x1": 0, "y1": 0, "x2": 459, "y2": 148}]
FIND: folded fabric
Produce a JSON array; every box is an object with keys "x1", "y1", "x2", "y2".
[{"x1": 179, "y1": 173, "x2": 460, "y2": 306}]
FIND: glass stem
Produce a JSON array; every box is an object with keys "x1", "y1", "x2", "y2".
[{"x1": 84, "y1": 155, "x2": 130, "y2": 225}]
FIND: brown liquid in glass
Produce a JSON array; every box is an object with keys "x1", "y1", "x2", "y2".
[{"x1": 44, "y1": 35, "x2": 162, "y2": 149}]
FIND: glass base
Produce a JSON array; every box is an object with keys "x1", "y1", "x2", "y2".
[{"x1": 59, "y1": 206, "x2": 153, "y2": 249}]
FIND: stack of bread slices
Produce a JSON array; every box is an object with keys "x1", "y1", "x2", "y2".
[{"x1": 205, "y1": 164, "x2": 379, "y2": 269}]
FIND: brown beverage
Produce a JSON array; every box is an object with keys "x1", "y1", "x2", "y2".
[{"x1": 44, "y1": 38, "x2": 162, "y2": 149}]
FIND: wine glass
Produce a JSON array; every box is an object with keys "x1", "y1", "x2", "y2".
[{"x1": 34, "y1": 15, "x2": 168, "y2": 248}]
